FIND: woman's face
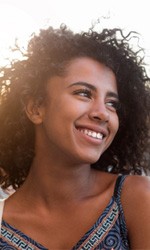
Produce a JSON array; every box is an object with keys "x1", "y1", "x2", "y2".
[{"x1": 36, "y1": 57, "x2": 119, "y2": 165}]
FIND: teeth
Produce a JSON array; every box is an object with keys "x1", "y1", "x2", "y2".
[{"x1": 80, "y1": 129, "x2": 103, "y2": 140}]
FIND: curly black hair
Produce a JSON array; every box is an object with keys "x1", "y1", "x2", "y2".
[{"x1": 0, "y1": 24, "x2": 149, "y2": 189}]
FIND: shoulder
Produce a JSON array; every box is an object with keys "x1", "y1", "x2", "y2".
[
  {"x1": 121, "y1": 175, "x2": 150, "y2": 214},
  {"x1": 123, "y1": 174, "x2": 150, "y2": 191},
  {"x1": 122, "y1": 175, "x2": 150, "y2": 202},
  {"x1": 121, "y1": 175, "x2": 150, "y2": 248}
]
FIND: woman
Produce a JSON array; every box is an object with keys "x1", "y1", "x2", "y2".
[{"x1": 0, "y1": 24, "x2": 150, "y2": 249}]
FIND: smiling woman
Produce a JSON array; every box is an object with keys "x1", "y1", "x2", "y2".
[{"x1": 0, "y1": 24, "x2": 150, "y2": 249}]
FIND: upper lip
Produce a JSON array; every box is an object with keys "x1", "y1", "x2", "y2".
[{"x1": 75, "y1": 124, "x2": 108, "y2": 138}]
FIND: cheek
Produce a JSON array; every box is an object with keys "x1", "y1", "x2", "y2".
[
  {"x1": 113, "y1": 115, "x2": 119, "y2": 136},
  {"x1": 58, "y1": 99, "x2": 89, "y2": 121},
  {"x1": 109, "y1": 113, "x2": 119, "y2": 137}
]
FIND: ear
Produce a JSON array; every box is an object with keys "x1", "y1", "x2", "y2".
[{"x1": 25, "y1": 98, "x2": 44, "y2": 125}]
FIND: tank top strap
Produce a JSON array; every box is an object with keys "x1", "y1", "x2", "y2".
[
  {"x1": 112, "y1": 175, "x2": 129, "y2": 248},
  {"x1": 113, "y1": 174, "x2": 127, "y2": 200},
  {"x1": 0, "y1": 200, "x2": 5, "y2": 235}
]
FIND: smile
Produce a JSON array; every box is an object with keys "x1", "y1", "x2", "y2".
[{"x1": 78, "y1": 129, "x2": 104, "y2": 140}]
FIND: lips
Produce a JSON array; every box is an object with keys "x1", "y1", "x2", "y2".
[{"x1": 77, "y1": 128, "x2": 104, "y2": 140}]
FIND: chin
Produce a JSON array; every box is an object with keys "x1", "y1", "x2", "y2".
[{"x1": 81, "y1": 154, "x2": 102, "y2": 165}]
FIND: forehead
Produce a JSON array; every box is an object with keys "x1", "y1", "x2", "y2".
[
  {"x1": 47, "y1": 57, "x2": 117, "y2": 93},
  {"x1": 65, "y1": 57, "x2": 117, "y2": 89},
  {"x1": 66, "y1": 57, "x2": 113, "y2": 74}
]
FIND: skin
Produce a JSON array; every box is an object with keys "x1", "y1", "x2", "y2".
[{"x1": 3, "y1": 57, "x2": 150, "y2": 249}]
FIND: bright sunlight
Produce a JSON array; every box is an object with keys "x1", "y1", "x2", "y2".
[{"x1": 0, "y1": 0, "x2": 150, "y2": 76}]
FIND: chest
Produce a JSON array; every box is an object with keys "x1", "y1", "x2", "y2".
[{"x1": 0, "y1": 198, "x2": 129, "y2": 250}]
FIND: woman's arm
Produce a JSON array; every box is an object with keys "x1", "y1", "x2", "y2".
[{"x1": 122, "y1": 175, "x2": 150, "y2": 249}]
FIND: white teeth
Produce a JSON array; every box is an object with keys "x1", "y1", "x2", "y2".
[
  {"x1": 80, "y1": 129, "x2": 103, "y2": 140},
  {"x1": 97, "y1": 133, "x2": 102, "y2": 139}
]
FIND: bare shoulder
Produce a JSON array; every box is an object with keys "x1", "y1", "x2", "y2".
[
  {"x1": 122, "y1": 175, "x2": 150, "y2": 202},
  {"x1": 121, "y1": 175, "x2": 150, "y2": 214},
  {"x1": 124, "y1": 174, "x2": 150, "y2": 190},
  {"x1": 121, "y1": 175, "x2": 150, "y2": 249}
]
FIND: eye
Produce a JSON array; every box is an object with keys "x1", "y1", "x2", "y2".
[
  {"x1": 106, "y1": 100, "x2": 120, "y2": 111},
  {"x1": 73, "y1": 89, "x2": 92, "y2": 99}
]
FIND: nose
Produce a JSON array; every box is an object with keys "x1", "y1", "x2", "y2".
[{"x1": 88, "y1": 102, "x2": 109, "y2": 122}]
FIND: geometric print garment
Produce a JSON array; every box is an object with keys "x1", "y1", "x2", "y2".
[
  {"x1": 0, "y1": 175, "x2": 129, "y2": 250},
  {"x1": 72, "y1": 175, "x2": 129, "y2": 250}
]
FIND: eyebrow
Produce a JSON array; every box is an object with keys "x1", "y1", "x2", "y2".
[
  {"x1": 67, "y1": 81, "x2": 119, "y2": 99},
  {"x1": 67, "y1": 81, "x2": 96, "y2": 91},
  {"x1": 107, "y1": 92, "x2": 119, "y2": 100}
]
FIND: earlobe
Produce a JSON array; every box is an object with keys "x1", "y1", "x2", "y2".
[{"x1": 25, "y1": 99, "x2": 44, "y2": 125}]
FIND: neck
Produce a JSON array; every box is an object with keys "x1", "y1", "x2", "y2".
[{"x1": 20, "y1": 155, "x2": 96, "y2": 205}]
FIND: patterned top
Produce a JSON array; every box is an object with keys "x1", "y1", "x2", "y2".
[{"x1": 0, "y1": 175, "x2": 129, "y2": 250}]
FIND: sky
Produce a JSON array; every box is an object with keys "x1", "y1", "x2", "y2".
[{"x1": 0, "y1": 0, "x2": 150, "y2": 74}]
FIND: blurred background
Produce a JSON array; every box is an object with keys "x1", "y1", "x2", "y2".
[{"x1": 0, "y1": 0, "x2": 150, "y2": 76}]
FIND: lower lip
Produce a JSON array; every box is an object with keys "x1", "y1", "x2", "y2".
[{"x1": 76, "y1": 129, "x2": 104, "y2": 145}]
